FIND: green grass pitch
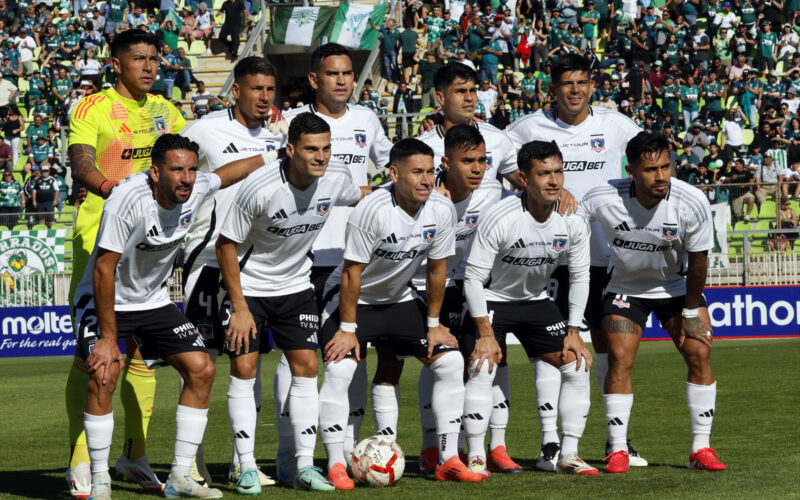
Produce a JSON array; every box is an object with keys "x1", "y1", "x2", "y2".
[{"x1": 1, "y1": 339, "x2": 798, "y2": 499}]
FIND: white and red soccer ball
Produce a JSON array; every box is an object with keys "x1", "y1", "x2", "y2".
[{"x1": 351, "y1": 436, "x2": 405, "y2": 487}]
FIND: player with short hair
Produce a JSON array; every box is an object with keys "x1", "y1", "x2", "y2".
[
  {"x1": 180, "y1": 55, "x2": 284, "y2": 488},
  {"x1": 216, "y1": 112, "x2": 363, "y2": 493},
  {"x1": 73, "y1": 133, "x2": 263, "y2": 500},
  {"x1": 64, "y1": 28, "x2": 187, "y2": 497},
  {"x1": 462, "y1": 140, "x2": 597, "y2": 476},
  {"x1": 580, "y1": 131, "x2": 726, "y2": 473},
  {"x1": 414, "y1": 120, "x2": 524, "y2": 474},
  {"x1": 275, "y1": 43, "x2": 393, "y2": 480},
  {"x1": 319, "y1": 138, "x2": 486, "y2": 484},
  {"x1": 505, "y1": 52, "x2": 646, "y2": 470}
]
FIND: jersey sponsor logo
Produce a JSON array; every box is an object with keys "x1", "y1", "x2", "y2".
[
  {"x1": 153, "y1": 115, "x2": 168, "y2": 134},
  {"x1": 612, "y1": 238, "x2": 671, "y2": 252},
  {"x1": 180, "y1": 212, "x2": 192, "y2": 229},
  {"x1": 662, "y1": 223, "x2": 678, "y2": 240},
  {"x1": 500, "y1": 255, "x2": 558, "y2": 266},
  {"x1": 120, "y1": 147, "x2": 153, "y2": 160},
  {"x1": 374, "y1": 247, "x2": 426, "y2": 260},
  {"x1": 545, "y1": 320, "x2": 566, "y2": 336},
  {"x1": 422, "y1": 225, "x2": 436, "y2": 243},
  {"x1": 332, "y1": 153, "x2": 366, "y2": 164},
  {"x1": 590, "y1": 135, "x2": 606, "y2": 152},
  {"x1": 135, "y1": 239, "x2": 183, "y2": 252},
  {"x1": 614, "y1": 221, "x2": 632, "y2": 232},
  {"x1": 552, "y1": 234, "x2": 568, "y2": 252},
  {"x1": 456, "y1": 232, "x2": 472, "y2": 241},
  {"x1": 298, "y1": 313, "x2": 319, "y2": 329},
  {"x1": 315, "y1": 199, "x2": 331, "y2": 216},
  {"x1": 465, "y1": 214, "x2": 479, "y2": 227},
  {"x1": 223, "y1": 142, "x2": 239, "y2": 154},
  {"x1": 562, "y1": 160, "x2": 606, "y2": 171},
  {"x1": 354, "y1": 131, "x2": 367, "y2": 148},
  {"x1": 266, "y1": 221, "x2": 325, "y2": 237}
]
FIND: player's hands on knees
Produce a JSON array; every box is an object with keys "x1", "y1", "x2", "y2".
[
  {"x1": 558, "y1": 188, "x2": 578, "y2": 216},
  {"x1": 470, "y1": 335, "x2": 502, "y2": 374},
  {"x1": 325, "y1": 330, "x2": 360, "y2": 363},
  {"x1": 226, "y1": 310, "x2": 257, "y2": 355},
  {"x1": 562, "y1": 327, "x2": 593, "y2": 371},
  {"x1": 426, "y1": 324, "x2": 457, "y2": 358},
  {"x1": 86, "y1": 337, "x2": 124, "y2": 386},
  {"x1": 679, "y1": 316, "x2": 713, "y2": 348}
]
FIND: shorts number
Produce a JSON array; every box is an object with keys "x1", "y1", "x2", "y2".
[
  {"x1": 79, "y1": 309, "x2": 97, "y2": 339},
  {"x1": 198, "y1": 291, "x2": 213, "y2": 316},
  {"x1": 547, "y1": 279, "x2": 559, "y2": 300}
]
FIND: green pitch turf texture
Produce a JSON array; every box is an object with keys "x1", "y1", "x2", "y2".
[{"x1": 1, "y1": 339, "x2": 798, "y2": 499}]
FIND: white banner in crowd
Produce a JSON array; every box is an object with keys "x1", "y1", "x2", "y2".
[{"x1": 709, "y1": 203, "x2": 730, "y2": 270}]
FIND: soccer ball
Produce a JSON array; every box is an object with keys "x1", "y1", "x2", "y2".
[{"x1": 351, "y1": 436, "x2": 405, "y2": 487}]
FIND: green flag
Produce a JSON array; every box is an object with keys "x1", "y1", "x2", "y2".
[
  {"x1": 166, "y1": 8, "x2": 183, "y2": 29},
  {"x1": 269, "y1": 6, "x2": 337, "y2": 46},
  {"x1": 329, "y1": 4, "x2": 389, "y2": 50}
]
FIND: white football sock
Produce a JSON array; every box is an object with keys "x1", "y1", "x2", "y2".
[
  {"x1": 430, "y1": 351, "x2": 465, "y2": 463},
  {"x1": 558, "y1": 361, "x2": 590, "y2": 456},
  {"x1": 464, "y1": 359, "x2": 496, "y2": 460},
  {"x1": 320, "y1": 359, "x2": 357, "y2": 469},
  {"x1": 372, "y1": 383, "x2": 399, "y2": 441},
  {"x1": 231, "y1": 355, "x2": 262, "y2": 467},
  {"x1": 595, "y1": 353, "x2": 608, "y2": 395},
  {"x1": 227, "y1": 376, "x2": 257, "y2": 467},
  {"x1": 687, "y1": 381, "x2": 716, "y2": 452},
  {"x1": 417, "y1": 365, "x2": 438, "y2": 450},
  {"x1": 489, "y1": 365, "x2": 510, "y2": 451},
  {"x1": 534, "y1": 359, "x2": 560, "y2": 445},
  {"x1": 173, "y1": 405, "x2": 209, "y2": 469},
  {"x1": 290, "y1": 376, "x2": 319, "y2": 468},
  {"x1": 603, "y1": 393, "x2": 633, "y2": 453},
  {"x1": 274, "y1": 354, "x2": 294, "y2": 456},
  {"x1": 84, "y1": 412, "x2": 113, "y2": 474},
  {"x1": 345, "y1": 359, "x2": 367, "y2": 453}
]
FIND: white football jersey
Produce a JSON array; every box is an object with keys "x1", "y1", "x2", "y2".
[
  {"x1": 579, "y1": 178, "x2": 714, "y2": 299},
  {"x1": 417, "y1": 121, "x2": 518, "y2": 195},
  {"x1": 181, "y1": 108, "x2": 284, "y2": 271},
  {"x1": 505, "y1": 106, "x2": 641, "y2": 266},
  {"x1": 328, "y1": 187, "x2": 457, "y2": 305},
  {"x1": 220, "y1": 159, "x2": 361, "y2": 297},
  {"x1": 465, "y1": 192, "x2": 590, "y2": 303},
  {"x1": 411, "y1": 186, "x2": 501, "y2": 289},
  {"x1": 74, "y1": 172, "x2": 220, "y2": 311},
  {"x1": 282, "y1": 104, "x2": 393, "y2": 267}
]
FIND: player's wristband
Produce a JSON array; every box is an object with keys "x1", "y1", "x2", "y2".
[
  {"x1": 339, "y1": 322, "x2": 357, "y2": 333},
  {"x1": 682, "y1": 307, "x2": 699, "y2": 318},
  {"x1": 99, "y1": 180, "x2": 117, "y2": 199},
  {"x1": 426, "y1": 316, "x2": 440, "y2": 328}
]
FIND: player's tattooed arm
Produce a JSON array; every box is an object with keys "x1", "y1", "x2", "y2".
[
  {"x1": 68, "y1": 143, "x2": 108, "y2": 197},
  {"x1": 680, "y1": 250, "x2": 713, "y2": 348}
]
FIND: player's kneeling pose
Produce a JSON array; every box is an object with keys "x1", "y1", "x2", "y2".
[
  {"x1": 73, "y1": 134, "x2": 263, "y2": 499},
  {"x1": 318, "y1": 138, "x2": 487, "y2": 486},
  {"x1": 463, "y1": 140, "x2": 598, "y2": 476},
  {"x1": 579, "y1": 131, "x2": 725, "y2": 474}
]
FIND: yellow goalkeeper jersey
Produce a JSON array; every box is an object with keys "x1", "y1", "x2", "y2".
[{"x1": 67, "y1": 88, "x2": 187, "y2": 307}]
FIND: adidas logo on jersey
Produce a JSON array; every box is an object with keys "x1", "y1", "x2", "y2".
[
  {"x1": 147, "y1": 225, "x2": 159, "y2": 237},
  {"x1": 223, "y1": 142, "x2": 240, "y2": 154},
  {"x1": 383, "y1": 233, "x2": 399, "y2": 244},
  {"x1": 118, "y1": 123, "x2": 132, "y2": 134},
  {"x1": 271, "y1": 209, "x2": 288, "y2": 220},
  {"x1": 614, "y1": 221, "x2": 632, "y2": 232},
  {"x1": 511, "y1": 238, "x2": 526, "y2": 249}
]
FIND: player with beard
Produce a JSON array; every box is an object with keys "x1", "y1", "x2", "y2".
[
  {"x1": 505, "y1": 53, "x2": 646, "y2": 470},
  {"x1": 579, "y1": 131, "x2": 725, "y2": 473},
  {"x1": 275, "y1": 43, "x2": 393, "y2": 482},
  {"x1": 180, "y1": 56, "x2": 284, "y2": 488}
]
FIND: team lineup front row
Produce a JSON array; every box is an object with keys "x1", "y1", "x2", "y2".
[{"x1": 71, "y1": 120, "x2": 725, "y2": 499}]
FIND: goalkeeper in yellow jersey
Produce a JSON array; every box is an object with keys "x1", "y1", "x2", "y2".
[{"x1": 64, "y1": 29, "x2": 187, "y2": 498}]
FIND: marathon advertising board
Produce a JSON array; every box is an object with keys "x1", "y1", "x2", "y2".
[{"x1": 2, "y1": 287, "x2": 799, "y2": 357}]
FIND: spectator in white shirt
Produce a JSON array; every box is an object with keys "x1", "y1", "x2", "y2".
[
  {"x1": 721, "y1": 107, "x2": 746, "y2": 158},
  {"x1": 782, "y1": 88, "x2": 800, "y2": 114},
  {"x1": 14, "y1": 28, "x2": 36, "y2": 75}
]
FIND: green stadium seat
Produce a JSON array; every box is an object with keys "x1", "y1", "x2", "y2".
[
  {"x1": 749, "y1": 241, "x2": 766, "y2": 254},
  {"x1": 753, "y1": 220, "x2": 772, "y2": 240},
  {"x1": 742, "y1": 128, "x2": 754, "y2": 145},
  {"x1": 15, "y1": 156, "x2": 27, "y2": 172},
  {"x1": 728, "y1": 240, "x2": 743, "y2": 257},
  {"x1": 0, "y1": 225, "x2": 8, "y2": 231},
  {"x1": 790, "y1": 200, "x2": 800, "y2": 214},
  {"x1": 759, "y1": 201, "x2": 776, "y2": 220},
  {"x1": 61, "y1": 205, "x2": 77, "y2": 214},
  {"x1": 188, "y1": 41, "x2": 206, "y2": 55},
  {"x1": 31, "y1": 224, "x2": 47, "y2": 230},
  {"x1": 12, "y1": 224, "x2": 27, "y2": 230},
  {"x1": 56, "y1": 211, "x2": 73, "y2": 224},
  {"x1": 12, "y1": 172, "x2": 23, "y2": 185},
  {"x1": 731, "y1": 221, "x2": 752, "y2": 241}
]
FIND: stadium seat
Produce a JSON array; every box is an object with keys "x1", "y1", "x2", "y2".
[
  {"x1": 745, "y1": 203, "x2": 758, "y2": 220},
  {"x1": 753, "y1": 220, "x2": 772, "y2": 240},
  {"x1": 56, "y1": 211, "x2": 73, "y2": 224},
  {"x1": 728, "y1": 240, "x2": 743, "y2": 256},
  {"x1": 31, "y1": 224, "x2": 47, "y2": 230},
  {"x1": 759, "y1": 201, "x2": 776, "y2": 220},
  {"x1": 188, "y1": 41, "x2": 206, "y2": 56},
  {"x1": 790, "y1": 200, "x2": 800, "y2": 214},
  {"x1": 0, "y1": 225, "x2": 7, "y2": 231},
  {"x1": 742, "y1": 128, "x2": 754, "y2": 145},
  {"x1": 15, "y1": 157, "x2": 27, "y2": 172},
  {"x1": 749, "y1": 241, "x2": 766, "y2": 254},
  {"x1": 12, "y1": 172, "x2": 23, "y2": 185},
  {"x1": 12, "y1": 224, "x2": 27, "y2": 230},
  {"x1": 731, "y1": 221, "x2": 752, "y2": 241}
]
